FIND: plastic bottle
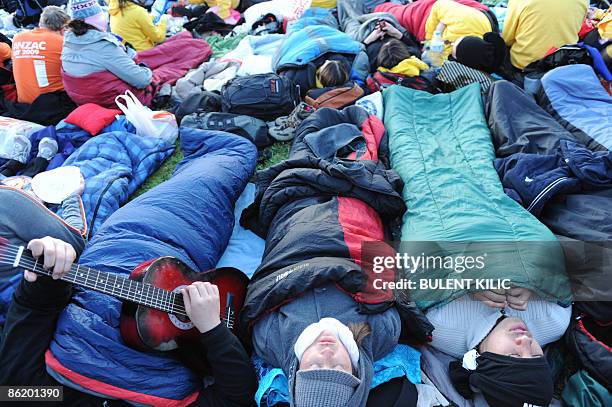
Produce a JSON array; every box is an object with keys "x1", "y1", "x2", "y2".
[{"x1": 422, "y1": 31, "x2": 445, "y2": 69}]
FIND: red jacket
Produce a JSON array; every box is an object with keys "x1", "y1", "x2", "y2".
[{"x1": 375, "y1": 0, "x2": 489, "y2": 41}]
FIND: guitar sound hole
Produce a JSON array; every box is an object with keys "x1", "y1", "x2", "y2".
[{"x1": 175, "y1": 314, "x2": 191, "y2": 323}]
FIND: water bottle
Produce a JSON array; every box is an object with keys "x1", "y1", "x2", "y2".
[{"x1": 423, "y1": 31, "x2": 445, "y2": 69}]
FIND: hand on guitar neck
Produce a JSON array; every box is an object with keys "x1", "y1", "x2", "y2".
[{"x1": 24, "y1": 237, "x2": 222, "y2": 334}]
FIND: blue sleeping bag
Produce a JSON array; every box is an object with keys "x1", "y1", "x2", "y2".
[
  {"x1": 46, "y1": 128, "x2": 257, "y2": 406},
  {"x1": 58, "y1": 118, "x2": 175, "y2": 237},
  {"x1": 537, "y1": 64, "x2": 612, "y2": 152}
]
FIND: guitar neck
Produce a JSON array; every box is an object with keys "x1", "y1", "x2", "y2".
[{"x1": 1, "y1": 243, "x2": 186, "y2": 317}]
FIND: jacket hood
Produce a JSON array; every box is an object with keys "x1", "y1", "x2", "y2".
[
  {"x1": 288, "y1": 349, "x2": 373, "y2": 407},
  {"x1": 64, "y1": 29, "x2": 121, "y2": 47}
]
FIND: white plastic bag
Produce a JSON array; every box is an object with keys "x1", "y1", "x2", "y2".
[{"x1": 115, "y1": 90, "x2": 178, "y2": 143}]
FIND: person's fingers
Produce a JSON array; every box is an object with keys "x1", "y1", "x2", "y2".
[
  {"x1": 483, "y1": 300, "x2": 506, "y2": 309},
  {"x1": 187, "y1": 284, "x2": 201, "y2": 302},
  {"x1": 181, "y1": 288, "x2": 192, "y2": 315},
  {"x1": 23, "y1": 269, "x2": 37, "y2": 282},
  {"x1": 202, "y1": 282, "x2": 214, "y2": 297},
  {"x1": 27, "y1": 239, "x2": 44, "y2": 259},
  {"x1": 52, "y1": 241, "x2": 67, "y2": 278},
  {"x1": 210, "y1": 284, "x2": 219, "y2": 298},
  {"x1": 64, "y1": 244, "x2": 76, "y2": 274},
  {"x1": 508, "y1": 301, "x2": 527, "y2": 311},
  {"x1": 483, "y1": 290, "x2": 506, "y2": 303},
  {"x1": 193, "y1": 281, "x2": 208, "y2": 298},
  {"x1": 41, "y1": 238, "x2": 56, "y2": 270}
]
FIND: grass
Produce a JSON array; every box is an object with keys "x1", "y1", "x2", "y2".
[{"x1": 129, "y1": 139, "x2": 292, "y2": 200}]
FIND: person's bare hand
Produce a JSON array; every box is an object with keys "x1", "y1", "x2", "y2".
[
  {"x1": 24, "y1": 237, "x2": 77, "y2": 282},
  {"x1": 181, "y1": 282, "x2": 221, "y2": 333},
  {"x1": 382, "y1": 23, "x2": 402, "y2": 39},
  {"x1": 472, "y1": 289, "x2": 507, "y2": 309},
  {"x1": 505, "y1": 287, "x2": 532, "y2": 311},
  {"x1": 364, "y1": 28, "x2": 384, "y2": 45}
]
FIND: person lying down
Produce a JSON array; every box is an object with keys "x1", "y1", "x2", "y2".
[{"x1": 424, "y1": 287, "x2": 571, "y2": 407}]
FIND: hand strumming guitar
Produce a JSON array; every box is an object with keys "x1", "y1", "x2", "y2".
[
  {"x1": 181, "y1": 282, "x2": 221, "y2": 334},
  {"x1": 25, "y1": 237, "x2": 223, "y2": 334}
]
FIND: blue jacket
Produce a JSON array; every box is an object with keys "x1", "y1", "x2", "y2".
[
  {"x1": 495, "y1": 140, "x2": 612, "y2": 216},
  {"x1": 45, "y1": 128, "x2": 257, "y2": 405},
  {"x1": 273, "y1": 25, "x2": 369, "y2": 86}
]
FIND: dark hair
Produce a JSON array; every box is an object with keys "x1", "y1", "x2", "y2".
[
  {"x1": 318, "y1": 60, "x2": 349, "y2": 88},
  {"x1": 376, "y1": 39, "x2": 413, "y2": 69},
  {"x1": 347, "y1": 322, "x2": 371, "y2": 345},
  {"x1": 67, "y1": 19, "x2": 98, "y2": 36}
]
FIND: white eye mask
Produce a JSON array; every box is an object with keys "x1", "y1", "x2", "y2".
[{"x1": 294, "y1": 317, "x2": 360, "y2": 368}]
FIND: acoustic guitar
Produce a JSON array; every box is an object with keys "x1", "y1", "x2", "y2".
[{"x1": 0, "y1": 238, "x2": 249, "y2": 355}]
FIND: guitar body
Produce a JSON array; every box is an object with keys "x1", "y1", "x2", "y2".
[{"x1": 119, "y1": 257, "x2": 248, "y2": 353}]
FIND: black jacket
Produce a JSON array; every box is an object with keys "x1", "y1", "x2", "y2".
[{"x1": 0, "y1": 277, "x2": 257, "y2": 407}]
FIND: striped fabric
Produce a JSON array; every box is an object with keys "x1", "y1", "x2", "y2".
[{"x1": 436, "y1": 60, "x2": 495, "y2": 93}]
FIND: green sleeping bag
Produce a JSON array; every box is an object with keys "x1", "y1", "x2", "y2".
[{"x1": 383, "y1": 83, "x2": 571, "y2": 310}]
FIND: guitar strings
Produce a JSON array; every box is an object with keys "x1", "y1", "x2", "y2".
[{"x1": 0, "y1": 248, "x2": 235, "y2": 323}]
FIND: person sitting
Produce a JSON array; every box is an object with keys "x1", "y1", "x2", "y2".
[
  {"x1": 108, "y1": 0, "x2": 167, "y2": 51},
  {"x1": 12, "y1": 6, "x2": 70, "y2": 104},
  {"x1": 61, "y1": 0, "x2": 154, "y2": 108},
  {"x1": 423, "y1": 288, "x2": 571, "y2": 406},
  {"x1": 502, "y1": 0, "x2": 589, "y2": 70}
]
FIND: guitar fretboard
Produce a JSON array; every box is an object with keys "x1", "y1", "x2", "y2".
[{"x1": 1, "y1": 242, "x2": 186, "y2": 316}]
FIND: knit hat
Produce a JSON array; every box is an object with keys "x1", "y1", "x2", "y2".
[
  {"x1": 449, "y1": 352, "x2": 554, "y2": 407},
  {"x1": 455, "y1": 32, "x2": 506, "y2": 73},
  {"x1": 68, "y1": 0, "x2": 105, "y2": 29},
  {"x1": 294, "y1": 369, "x2": 360, "y2": 407}
]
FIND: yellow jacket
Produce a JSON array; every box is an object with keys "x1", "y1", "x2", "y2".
[
  {"x1": 188, "y1": 0, "x2": 239, "y2": 20},
  {"x1": 503, "y1": 0, "x2": 588, "y2": 69},
  {"x1": 425, "y1": 0, "x2": 492, "y2": 56},
  {"x1": 595, "y1": 7, "x2": 611, "y2": 39},
  {"x1": 108, "y1": 0, "x2": 167, "y2": 52},
  {"x1": 378, "y1": 56, "x2": 429, "y2": 77}
]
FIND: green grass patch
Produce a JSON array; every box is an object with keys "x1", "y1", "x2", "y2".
[
  {"x1": 130, "y1": 140, "x2": 184, "y2": 200},
  {"x1": 130, "y1": 139, "x2": 291, "y2": 200}
]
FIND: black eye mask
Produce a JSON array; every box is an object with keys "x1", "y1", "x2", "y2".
[{"x1": 449, "y1": 352, "x2": 553, "y2": 407}]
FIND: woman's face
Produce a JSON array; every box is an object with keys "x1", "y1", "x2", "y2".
[
  {"x1": 298, "y1": 329, "x2": 353, "y2": 373},
  {"x1": 479, "y1": 317, "x2": 544, "y2": 358}
]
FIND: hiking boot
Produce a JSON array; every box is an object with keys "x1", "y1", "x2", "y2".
[
  {"x1": 10, "y1": 134, "x2": 31, "y2": 164},
  {"x1": 37, "y1": 137, "x2": 59, "y2": 160},
  {"x1": 267, "y1": 102, "x2": 315, "y2": 141}
]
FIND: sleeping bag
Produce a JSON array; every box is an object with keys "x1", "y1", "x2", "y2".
[
  {"x1": 383, "y1": 83, "x2": 571, "y2": 310},
  {"x1": 57, "y1": 121, "x2": 175, "y2": 237},
  {"x1": 45, "y1": 128, "x2": 257, "y2": 406},
  {"x1": 537, "y1": 64, "x2": 612, "y2": 152},
  {"x1": 272, "y1": 25, "x2": 369, "y2": 96},
  {"x1": 240, "y1": 105, "x2": 433, "y2": 343}
]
